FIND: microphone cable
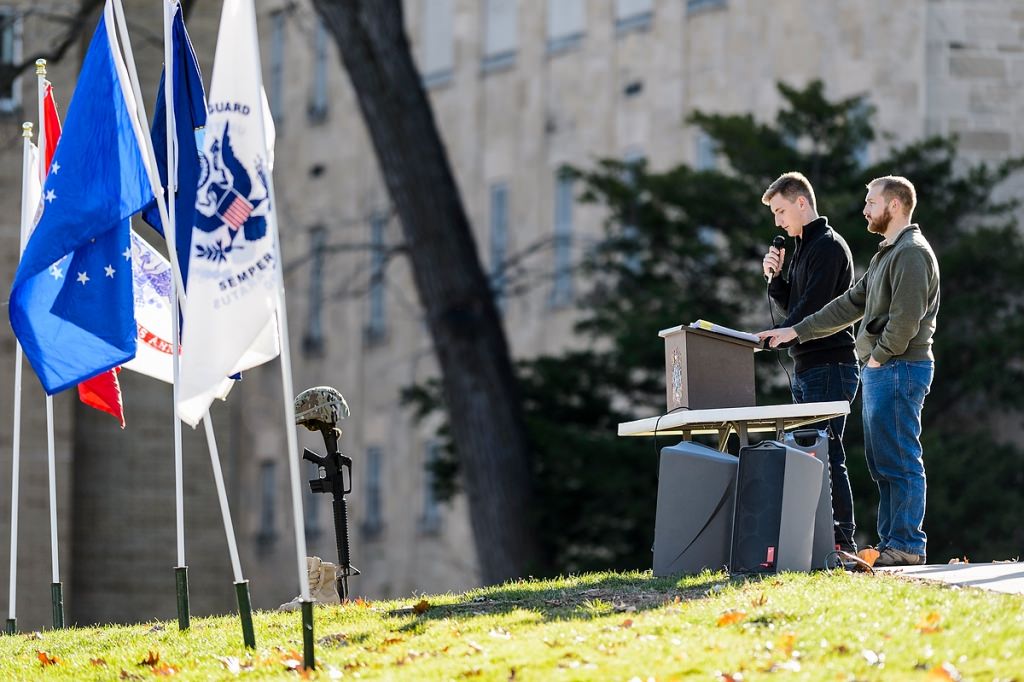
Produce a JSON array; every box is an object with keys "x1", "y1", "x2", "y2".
[{"x1": 766, "y1": 274, "x2": 795, "y2": 398}]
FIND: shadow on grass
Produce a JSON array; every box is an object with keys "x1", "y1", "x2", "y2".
[{"x1": 380, "y1": 570, "x2": 761, "y2": 632}]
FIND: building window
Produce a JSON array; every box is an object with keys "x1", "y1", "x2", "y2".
[
  {"x1": 489, "y1": 182, "x2": 509, "y2": 309},
  {"x1": 615, "y1": 0, "x2": 652, "y2": 34},
  {"x1": 0, "y1": 9, "x2": 22, "y2": 112},
  {"x1": 421, "y1": 0, "x2": 454, "y2": 87},
  {"x1": 304, "y1": 461, "x2": 322, "y2": 543},
  {"x1": 269, "y1": 10, "x2": 286, "y2": 125},
  {"x1": 419, "y1": 442, "x2": 443, "y2": 534},
  {"x1": 482, "y1": 0, "x2": 517, "y2": 72},
  {"x1": 547, "y1": 0, "x2": 584, "y2": 55},
  {"x1": 256, "y1": 461, "x2": 277, "y2": 550},
  {"x1": 550, "y1": 170, "x2": 574, "y2": 307},
  {"x1": 365, "y1": 214, "x2": 387, "y2": 342},
  {"x1": 361, "y1": 446, "x2": 384, "y2": 538},
  {"x1": 851, "y1": 100, "x2": 871, "y2": 168},
  {"x1": 695, "y1": 130, "x2": 720, "y2": 171},
  {"x1": 308, "y1": 18, "x2": 328, "y2": 122},
  {"x1": 621, "y1": 151, "x2": 645, "y2": 274},
  {"x1": 302, "y1": 225, "x2": 326, "y2": 357},
  {"x1": 687, "y1": 0, "x2": 727, "y2": 15}
]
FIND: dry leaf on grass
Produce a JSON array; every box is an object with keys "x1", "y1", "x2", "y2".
[
  {"x1": 318, "y1": 633, "x2": 350, "y2": 647},
  {"x1": 36, "y1": 650, "x2": 61, "y2": 667},
  {"x1": 620, "y1": 618, "x2": 634, "y2": 629},
  {"x1": 413, "y1": 599, "x2": 430, "y2": 614},
  {"x1": 716, "y1": 610, "x2": 747, "y2": 626},
  {"x1": 916, "y1": 612, "x2": 943, "y2": 634},
  {"x1": 751, "y1": 593, "x2": 768, "y2": 607},
  {"x1": 138, "y1": 650, "x2": 161, "y2": 667},
  {"x1": 927, "y1": 662, "x2": 962, "y2": 681},
  {"x1": 280, "y1": 649, "x2": 304, "y2": 671},
  {"x1": 858, "y1": 547, "x2": 881, "y2": 567},
  {"x1": 776, "y1": 633, "x2": 796, "y2": 657},
  {"x1": 90, "y1": 658, "x2": 108, "y2": 667},
  {"x1": 152, "y1": 662, "x2": 179, "y2": 676}
]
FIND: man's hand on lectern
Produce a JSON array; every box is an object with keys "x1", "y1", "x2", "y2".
[{"x1": 756, "y1": 327, "x2": 798, "y2": 348}]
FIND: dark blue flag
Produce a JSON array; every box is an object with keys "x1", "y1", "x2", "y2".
[
  {"x1": 142, "y1": 1, "x2": 207, "y2": 286},
  {"x1": 9, "y1": 5, "x2": 153, "y2": 394}
]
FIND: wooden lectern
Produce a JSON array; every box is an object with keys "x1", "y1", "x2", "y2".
[{"x1": 659, "y1": 324, "x2": 758, "y2": 411}]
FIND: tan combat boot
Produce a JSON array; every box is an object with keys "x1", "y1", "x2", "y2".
[{"x1": 278, "y1": 556, "x2": 341, "y2": 611}]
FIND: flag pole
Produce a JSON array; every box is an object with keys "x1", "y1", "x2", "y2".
[
  {"x1": 160, "y1": 0, "x2": 190, "y2": 633},
  {"x1": 5, "y1": 122, "x2": 35, "y2": 636},
  {"x1": 104, "y1": 0, "x2": 186, "y2": 628},
  {"x1": 36, "y1": 58, "x2": 65, "y2": 631},
  {"x1": 235, "y1": 0, "x2": 313, "y2": 667},
  {"x1": 165, "y1": 0, "x2": 249, "y2": 643},
  {"x1": 157, "y1": 0, "x2": 256, "y2": 647},
  {"x1": 203, "y1": 413, "x2": 255, "y2": 647}
]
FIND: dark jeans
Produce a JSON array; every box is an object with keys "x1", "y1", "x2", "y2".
[{"x1": 792, "y1": 362, "x2": 861, "y2": 549}]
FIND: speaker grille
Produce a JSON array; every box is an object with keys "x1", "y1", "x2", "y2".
[{"x1": 730, "y1": 443, "x2": 787, "y2": 573}]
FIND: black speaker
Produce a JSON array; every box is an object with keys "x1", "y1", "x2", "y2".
[
  {"x1": 784, "y1": 429, "x2": 835, "y2": 569},
  {"x1": 729, "y1": 441, "x2": 822, "y2": 574},
  {"x1": 652, "y1": 442, "x2": 737, "y2": 576}
]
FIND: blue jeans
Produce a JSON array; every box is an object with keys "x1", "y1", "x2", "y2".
[
  {"x1": 792, "y1": 362, "x2": 861, "y2": 549},
  {"x1": 861, "y1": 360, "x2": 934, "y2": 556}
]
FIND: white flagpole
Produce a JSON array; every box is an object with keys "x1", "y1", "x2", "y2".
[
  {"x1": 155, "y1": 0, "x2": 256, "y2": 644},
  {"x1": 105, "y1": 0, "x2": 189, "y2": 628},
  {"x1": 36, "y1": 58, "x2": 65, "y2": 629},
  {"x1": 242, "y1": 18, "x2": 309, "y2": 607},
  {"x1": 161, "y1": 0, "x2": 188, "y2": 620},
  {"x1": 6, "y1": 122, "x2": 34, "y2": 635}
]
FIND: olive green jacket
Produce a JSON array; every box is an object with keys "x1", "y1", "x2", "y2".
[{"x1": 793, "y1": 225, "x2": 940, "y2": 365}]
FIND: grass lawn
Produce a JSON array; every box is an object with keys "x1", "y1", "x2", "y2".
[{"x1": 1, "y1": 569, "x2": 1021, "y2": 680}]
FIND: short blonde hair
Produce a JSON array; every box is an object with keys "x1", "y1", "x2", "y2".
[
  {"x1": 868, "y1": 175, "x2": 917, "y2": 215},
  {"x1": 761, "y1": 172, "x2": 817, "y2": 212}
]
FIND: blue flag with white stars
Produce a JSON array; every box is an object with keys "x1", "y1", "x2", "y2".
[{"x1": 8, "y1": 3, "x2": 153, "y2": 395}]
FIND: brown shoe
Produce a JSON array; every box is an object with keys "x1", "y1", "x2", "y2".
[{"x1": 873, "y1": 547, "x2": 926, "y2": 567}]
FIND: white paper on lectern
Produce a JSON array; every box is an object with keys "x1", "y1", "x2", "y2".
[{"x1": 688, "y1": 319, "x2": 760, "y2": 344}]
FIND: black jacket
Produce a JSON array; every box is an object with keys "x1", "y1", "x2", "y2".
[{"x1": 768, "y1": 217, "x2": 857, "y2": 372}]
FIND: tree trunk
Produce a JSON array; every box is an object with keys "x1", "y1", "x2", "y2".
[{"x1": 311, "y1": 0, "x2": 542, "y2": 584}]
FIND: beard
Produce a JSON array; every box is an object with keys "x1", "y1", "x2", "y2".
[{"x1": 866, "y1": 205, "x2": 892, "y2": 235}]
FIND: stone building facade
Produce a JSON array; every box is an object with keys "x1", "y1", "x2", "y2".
[{"x1": 0, "y1": 0, "x2": 1021, "y2": 629}]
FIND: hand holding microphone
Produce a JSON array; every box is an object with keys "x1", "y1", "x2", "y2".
[{"x1": 763, "y1": 235, "x2": 786, "y2": 284}]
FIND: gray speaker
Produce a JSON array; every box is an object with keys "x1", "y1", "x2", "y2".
[
  {"x1": 729, "y1": 441, "x2": 823, "y2": 574},
  {"x1": 652, "y1": 441, "x2": 737, "y2": 576},
  {"x1": 784, "y1": 429, "x2": 835, "y2": 569}
]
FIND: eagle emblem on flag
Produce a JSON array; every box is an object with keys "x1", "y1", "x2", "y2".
[{"x1": 194, "y1": 121, "x2": 270, "y2": 262}]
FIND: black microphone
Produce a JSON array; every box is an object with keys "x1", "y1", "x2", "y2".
[{"x1": 766, "y1": 235, "x2": 786, "y2": 284}]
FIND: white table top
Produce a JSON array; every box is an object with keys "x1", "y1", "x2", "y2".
[{"x1": 617, "y1": 401, "x2": 850, "y2": 437}]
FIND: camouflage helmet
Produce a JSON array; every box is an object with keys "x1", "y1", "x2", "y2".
[{"x1": 293, "y1": 386, "x2": 350, "y2": 430}]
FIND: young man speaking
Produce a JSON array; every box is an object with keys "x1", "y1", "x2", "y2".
[{"x1": 761, "y1": 171, "x2": 860, "y2": 554}]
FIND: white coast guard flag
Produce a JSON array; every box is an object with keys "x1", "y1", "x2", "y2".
[{"x1": 178, "y1": 0, "x2": 280, "y2": 426}]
